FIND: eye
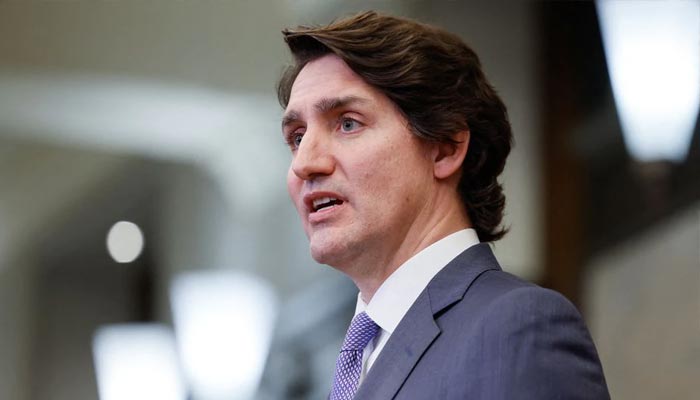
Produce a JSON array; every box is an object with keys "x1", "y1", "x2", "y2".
[
  {"x1": 292, "y1": 133, "x2": 303, "y2": 148},
  {"x1": 340, "y1": 117, "x2": 361, "y2": 133},
  {"x1": 284, "y1": 126, "x2": 305, "y2": 150}
]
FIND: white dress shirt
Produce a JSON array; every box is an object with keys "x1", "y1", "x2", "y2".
[{"x1": 353, "y1": 228, "x2": 480, "y2": 383}]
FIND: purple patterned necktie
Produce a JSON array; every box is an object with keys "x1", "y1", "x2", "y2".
[{"x1": 330, "y1": 312, "x2": 380, "y2": 400}]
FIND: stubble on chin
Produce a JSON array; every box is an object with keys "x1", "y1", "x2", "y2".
[
  {"x1": 309, "y1": 235, "x2": 348, "y2": 266},
  {"x1": 308, "y1": 231, "x2": 361, "y2": 270}
]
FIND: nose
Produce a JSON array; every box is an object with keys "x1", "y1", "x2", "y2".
[{"x1": 291, "y1": 129, "x2": 335, "y2": 181}]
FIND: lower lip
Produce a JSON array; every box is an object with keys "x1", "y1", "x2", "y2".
[{"x1": 308, "y1": 202, "x2": 345, "y2": 224}]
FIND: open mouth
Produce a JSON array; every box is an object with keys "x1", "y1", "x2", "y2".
[{"x1": 312, "y1": 197, "x2": 344, "y2": 212}]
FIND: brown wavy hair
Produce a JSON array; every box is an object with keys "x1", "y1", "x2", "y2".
[{"x1": 277, "y1": 11, "x2": 512, "y2": 242}]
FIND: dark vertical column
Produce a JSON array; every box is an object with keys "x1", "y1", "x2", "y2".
[{"x1": 538, "y1": 3, "x2": 592, "y2": 308}]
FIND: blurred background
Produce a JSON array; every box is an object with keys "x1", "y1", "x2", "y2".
[{"x1": 0, "y1": 1, "x2": 698, "y2": 399}]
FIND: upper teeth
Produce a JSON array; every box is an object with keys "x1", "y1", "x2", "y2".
[{"x1": 313, "y1": 197, "x2": 338, "y2": 210}]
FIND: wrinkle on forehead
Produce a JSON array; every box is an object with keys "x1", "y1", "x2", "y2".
[
  {"x1": 283, "y1": 54, "x2": 405, "y2": 128},
  {"x1": 283, "y1": 95, "x2": 371, "y2": 128},
  {"x1": 287, "y1": 55, "x2": 370, "y2": 101}
]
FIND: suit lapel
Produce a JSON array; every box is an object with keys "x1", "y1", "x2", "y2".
[
  {"x1": 354, "y1": 243, "x2": 501, "y2": 400},
  {"x1": 353, "y1": 292, "x2": 438, "y2": 400}
]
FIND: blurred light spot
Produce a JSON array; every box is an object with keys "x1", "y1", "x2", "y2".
[
  {"x1": 170, "y1": 270, "x2": 277, "y2": 400},
  {"x1": 597, "y1": 0, "x2": 700, "y2": 163},
  {"x1": 106, "y1": 221, "x2": 144, "y2": 263},
  {"x1": 93, "y1": 324, "x2": 186, "y2": 400}
]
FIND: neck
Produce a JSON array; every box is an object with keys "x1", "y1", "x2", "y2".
[{"x1": 354, "y1": 192, "x2": 471, "y2": 303}]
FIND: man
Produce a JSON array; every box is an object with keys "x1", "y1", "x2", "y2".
[{"x1": 278, "y1": 11, "x2": 609, "y2": 400}]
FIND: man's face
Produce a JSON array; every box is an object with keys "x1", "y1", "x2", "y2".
[{"x1": 283, "y1": 54, "x2": 436, "y2": 270}]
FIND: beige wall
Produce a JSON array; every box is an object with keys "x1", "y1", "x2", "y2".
[{"x1": 586, "y1": 204, "x2": 700, "y2": 400}]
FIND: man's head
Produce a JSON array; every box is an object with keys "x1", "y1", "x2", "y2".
[
  {"x1": 278, "y1": 11, "x2": 512, "y2": 245},
  {"x1": 283, "y1": 53, "x2": 447, "y2": 275}
]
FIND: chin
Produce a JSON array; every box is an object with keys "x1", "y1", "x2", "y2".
[
  {"x1": 309, "y1": 244, "x2": 341, "y2": 266},
  {"x1": 309, "y1": 238, "x2": 356, "y2": 269}
]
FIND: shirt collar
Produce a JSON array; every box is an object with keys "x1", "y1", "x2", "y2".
[{"x1": 354, "y1": 228, "x2": 480, "y2": 334}]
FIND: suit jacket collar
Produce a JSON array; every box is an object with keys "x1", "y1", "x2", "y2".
[
  {"x1": 427, "y1": 242, "x2": 502, "y2": 314},
  {"x1": 354, "y1": 243, "x2": 501, "y2": 400}
]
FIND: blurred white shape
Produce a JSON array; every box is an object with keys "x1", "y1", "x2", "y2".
[
  {"x1": 106, "y1": 221, "x2": 144, "y2": 263},
  {"x1": 170, "y1": 270, "x2": 277, "y2": 400},
  {"x1": 93, "y1": 324, "x2": 186, "y2": 400},
  {"x1": 0, "y1": 74, "x2": 234, "y2": 157},
  {"x1": 0, "y1": 73, "x2": 287, "y2": 214},
  {"x1": 597, "y1": 0, "x2": 700, "y2": 162}
]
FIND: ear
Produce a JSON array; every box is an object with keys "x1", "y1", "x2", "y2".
[{"x1": 432, "y1": 130, "x2": 469, "y2": 180}]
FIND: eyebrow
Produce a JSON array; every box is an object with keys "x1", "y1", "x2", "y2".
[{"x1": 282, "y1": 95, "x2": 369, "y2": 129}]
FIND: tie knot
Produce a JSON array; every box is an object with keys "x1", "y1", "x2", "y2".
[{"x1": 342, "y1": 312, "x2": 380, "y2": 351}]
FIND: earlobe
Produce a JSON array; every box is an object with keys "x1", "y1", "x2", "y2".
[{"x1": 433, "y1": 130, "x2": 469, "y2": 180}]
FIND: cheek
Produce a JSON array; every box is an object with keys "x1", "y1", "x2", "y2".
[
  {"x1": 375, "y1": 147, "x2": 431, "y2": 198},
  {"x1": 351, "y1": 153, "x2": 402, "y2": 206}
]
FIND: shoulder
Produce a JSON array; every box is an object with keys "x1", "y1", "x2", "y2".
[
  {"x1": 450, "y1": 270, "x2": 610, "y2": 399},
  {"x1": 436, "y1": 267, "x2": 590, "y2": 346},
  {"x1": 471, "y1": 270, "x2": 582, "y2": 322},
  {"x1": 460, "y1": 269, "x2": 595, "y2": 356}
]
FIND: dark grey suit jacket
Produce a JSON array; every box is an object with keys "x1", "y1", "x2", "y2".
[{"x1": 354, "y1": 243, "x2": 609, "y2": 399}]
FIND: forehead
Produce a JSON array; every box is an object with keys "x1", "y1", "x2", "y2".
[{"x1": 287, "y1": 54, "x2": 385, "y2": 111}]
